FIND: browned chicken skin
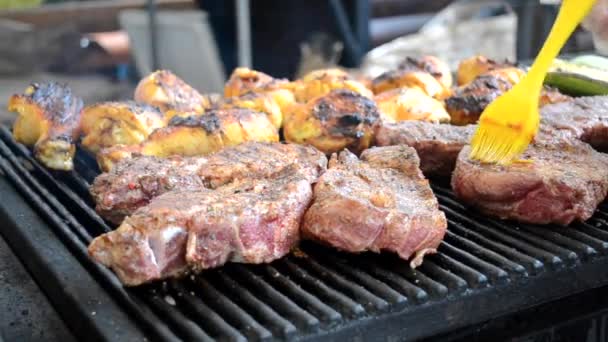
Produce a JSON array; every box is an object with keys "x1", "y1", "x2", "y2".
[
  {"x1": 371, "y1": 56, "x2": 452, "y2": 99},
  {"x1": 446, "y1": 74, "x2": 514, "y2": 125},
  {"x1": 134, "y1": 70, "x2": 213, "y2": 117},
  {"x1": 97, "y1": 108, "x2": 279, "y2": 171},
  {"x1": 374, "y1": 87, "x2": 450, "y2": 123},
  {"x1": 292, "y1": 68, "x2": 373, "y2": 103},
  {"x1": 399, "y1": 56, "x2": 453, "y2": 89},
  {"x1": 9, "y1": 82, "x2": 83, "y2": 170},
  {"x1": 224, "y1": 67, "x2": 296, "y2": 115},
  {"x1": 219, "y1": 91, "x2": 283, "y2": 129},
  {"x1": 283, "y1": 89, "x2": 380, "y2": 155},
  {"x1": 456, "y1": 55, "x2": 516, "y2": 86},
  {"x1": 80, "y1": 101, "x2": 165, "y2": 153}
]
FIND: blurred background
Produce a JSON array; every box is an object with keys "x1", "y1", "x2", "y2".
[{"x1": 0, "y1": 0, "x2": 597, "y2": 122}]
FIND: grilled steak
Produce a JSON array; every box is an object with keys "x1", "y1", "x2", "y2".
[
  {"x1": 91, "y1": 142, "x2": 327, "y2": 224},
  {"x1": 375, "y1": 121, "x2": 476, "y2": 177},
  {"x1": 540, "y1": 96, "x2": 608, "y2": 151},
  {"x1": 301, "y1": 145, "x2": 447, "y2": 267},
  {"x1": 88, "y1": 169, "x2": 313, "y2": 286},
  {"x1": 451, "y1": 136, "x2": 608, "y2": 225}
]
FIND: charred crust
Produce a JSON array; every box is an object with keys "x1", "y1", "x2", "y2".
[
  {"x1": 446, "y1": 75, "x2": 512, "y2": 112},
  {"x1": 168, "y1": 113, "x2": 221, "y2": 133},
  {"x1": 26, "y1": 82, "x2": 83, "y2": 125}
]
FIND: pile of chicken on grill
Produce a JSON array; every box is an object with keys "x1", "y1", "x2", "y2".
[{"x1": 13, "y1": 54, "x2": 608, "y2": 287}]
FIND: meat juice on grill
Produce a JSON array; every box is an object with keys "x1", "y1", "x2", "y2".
[
  {"x1": 301, "y1": 145, "x2": 447, "y2": 268},
  {"x1": 88, "y1": 169, "x2": 313, "y2": 286}
]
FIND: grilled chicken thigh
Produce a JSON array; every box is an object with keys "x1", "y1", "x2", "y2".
[
  {"x1": 375, "y1": 87, "x2": 450, "y2": 123},
  {"x1": 97, "y1": 108, "x2": 279, "y2": 171},
  {"x1": 292, "y1": 68, "x2": 373, "y2": 103},
  {"x1": 372, "y1": 56, "x2": 452, "y2": 99},
  {"x1": 456, "y1": 55, "x2": 517, "y2": 86},
  {"x1": 224, "y1": 67, "x2": 296, "y2": 115},
  {"x1": 283, "y1": 89, "x2": 380, "y2": 155},
  {"x1": 80, "y1": 101, "x2": 165, "y2": 153},
  {"x1": 9, "y1": 82, "x2": 83, "y2": 170},
  {"x1": 134, "y1": 70, "x2": 216, "y2": 118}
]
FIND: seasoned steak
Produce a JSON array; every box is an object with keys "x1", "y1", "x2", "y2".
[
  {"x1": 91, "y1": 142, "x2": 327, "y2": 224},
  {"x1": 88, "y1": 169, "x2": 313, "y2": 286},
  {"x1": 91, "y1": 156, "x2": 207, "y2": 225},
  {"x1": 540, "y1": 96, "x2": 608, "y2": 151},
  {"x1": 375, "y1": 121, "x2": 476, "y2": 177},
  {"x1": 451, "y1": 137, "x2": 608, "y2": 225},
  {"x1": 301, "y1": 145, "x2": 447, "y2": 267}
]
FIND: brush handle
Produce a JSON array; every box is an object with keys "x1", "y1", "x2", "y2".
[{"x1": 524, "y1": 0, "x2": 597, "y2": 90}]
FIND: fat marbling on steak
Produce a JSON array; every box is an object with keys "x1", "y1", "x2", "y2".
[
  {"x1": 301, "y1": 145, "x2": 447, "y2": 267},
  {"x1": 375, "y1": 121, "x2": 476, "y2": 177},
  {"x1": 88, "y1": 168, "x2": 313, "y2": 286},
  {"x1": 91, "y1": 142, "x2": 327, "y2": 224},
  {"x1": 451, "y1": 135, "x2": 608, "y2": 225}
]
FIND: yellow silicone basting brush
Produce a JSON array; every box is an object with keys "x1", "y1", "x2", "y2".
[{"x1": 469, "y1": 0, "x2": 597, "y2": 165}]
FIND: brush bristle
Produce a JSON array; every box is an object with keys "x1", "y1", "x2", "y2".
[{"x1": 469, "y1": 124, "x2": 532, "y2": 165}]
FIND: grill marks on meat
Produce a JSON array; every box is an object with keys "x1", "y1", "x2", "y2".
[
  {"x1": 302, "y1": 146, "x2": 447, "y2": 267},
  {"x1": 89, "y1": 170, "x2": 313, "y2": 286},
  {"x1": 452, "y1": 137, "x2": 608, "y2": 225},
  {"x1": 375, "y1": 121, "x2": 476, "y2": 177},
  {"x1": 90, "y1": 142, "x2": 327, "y2": 224}
]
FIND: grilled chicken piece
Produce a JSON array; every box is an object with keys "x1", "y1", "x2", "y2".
[
  {"x1": 447, "y1": 70, "x2": 566, "y2": 126},
  {"x1": 371, "y1": 56, "x2": 452, "y2": 99},
  {"x1": 457, "y1": 55, "x2": 516, "y2": 85},
  {"x1": 399, "y1": 56, "x2": 453, "y2": 89},
  {"x1": 445, "y1": 73, "x2": 514, "y2": 126},
  {"x1": 283, "y1": 89, "x2": 380, "y2": 155},
  {"x1": 80, "y1": 101, "x2": 165, "y2": 153},
  {"x1": 292, "y1": 68, "x2": 373, "y2": 103},
  {"x1": 9, "y1": 82, "x2": 83, "y2": 170},
  {"x1": 224, "y1": 67, "x2": 296, "y2": 115},
  {"x1": 91, "y1": 142, "x2": 327, "y2": 223},
  {"x1": 301, "y1": 146, "x2": 447, "y2": 267},
  {"x1": 89, "y1": 169, "x2": 313, "y2": 286},
  {"x1": 219, "y1": 92, "x2": 283, "y2": 129},
  {"x1": 375, "y1": 88, "x2": 450, "y2": 123},
  {"x1": 134, "y1": 70, "x2": 212, "y2": 116},
  {"x1": 97, "y1": 108, "x2": 279, "y2": 171}
]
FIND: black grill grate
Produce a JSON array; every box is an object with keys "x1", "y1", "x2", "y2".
[{"x1": 1, "y1": 124, "x2": 608, "y2": 341}]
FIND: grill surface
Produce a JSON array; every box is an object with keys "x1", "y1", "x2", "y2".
[{"x1": 1, "y1": 124, "x2": 608, "y2": 341}]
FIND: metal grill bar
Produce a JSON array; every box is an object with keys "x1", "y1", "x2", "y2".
[{"x1": 1, "y1": 125, "x2": 608, "y2": 341}]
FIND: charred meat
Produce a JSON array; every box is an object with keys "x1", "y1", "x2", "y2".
[
  {"x1": 283, "y1": 89, "x2": 380, "y2": 155},
  {"x1": 445, "y1": 73, "x2": 514, "y2": 126},
  {"x1": 302, "y1": 145, "x2": 447, "y2": 267},
  {"x1": 9, "y1": 82, "x2": 83, "y2": 170},
  {"x1": 89, "y1": 169, "x2": 313, "y2": 286}
]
